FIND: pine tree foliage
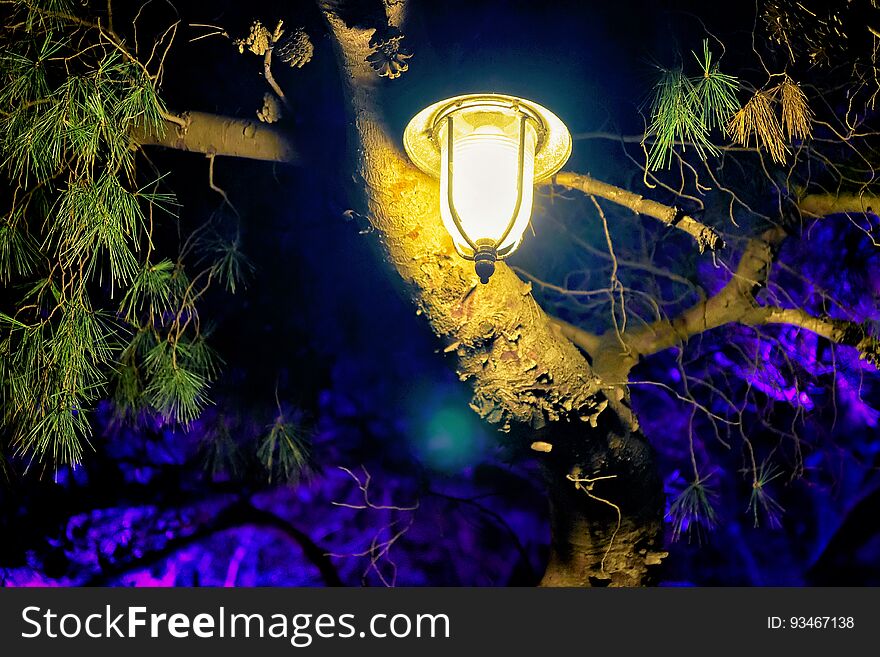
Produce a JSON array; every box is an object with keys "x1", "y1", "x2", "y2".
[
  {"x1": 200, "y1": 415, "x2": 246, "y2": 479},
  {"x1": 777, "y1": 76, "x2": 813, "y2": 141},
  {"x1": 747, "y1": 461, "x2": 784, "y2": 529},
  {"x1": 646, "y1": 69, "x2": 708, "y2": 170},
  {"x1": 728, "y1": 89, "x2": 789, "y2": 164},
  {"x1": 727, "y1": 76, "x2": 813, "y2": 164},
  {"x1": 0, "y1": 1, "x2": 244, "y2": 469},
  {"x1": 193, "y1": 228, "x2": 255, "y2": 295},
  {"x1": 646, "y1": 38, "x2": 816, "y2": 168},
  {"x1": 692, "y1": 40, "x2": 740, "y2": 133},
  {"x1": 257, "y1": 411, "x2": 314, "y2": 485},
  {"x1": 646, "y1": 41, "x2": 740, "y2": 170},
  {"x1": 667, "y1": 473, "x2": 718, "y2": 543}
]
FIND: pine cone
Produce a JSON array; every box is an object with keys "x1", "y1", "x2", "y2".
[
  {"x1": 368, "y1": 25, "x2": 402, "y2": 49},
  {"x1": 365, "y1": 28, "x2": 412, "y2": 80},
  {"x1": 234, "y1": 20, "x2": 272, "y2": 56},
  {"x1": 275, "y1": 27, "x2": 314, "y2": 68}
]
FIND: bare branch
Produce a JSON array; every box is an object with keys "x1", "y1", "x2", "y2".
[
  {"x1": 263, "y1": 45, "x2": 289, "y2": 108},
  {"x1": 566, "y1": 472, "x2": 621, "y2": 574},
  {"x1": 332, "y1": 465, "x2": 419, "y2": 511},
  {"x1": 206, "y1": 153, "x2": 240, "y2": 218},
  {"x1": 578, "y1": 224, "x2": 877, "y2": 376},
  {"x1": 551, "y1": 171, "x2": 724, "y2": 252},
  {"x1": 328, "y1": 465, "x2": 417, "y2": 587},
  {"x1": 740, "y1": 307, "x2": 880, "y2": 367},
  {"x1": 132, "y1": 110, "x2": 298, "y2": 163},
  {"x1": 798, "y1": 192, "x2": 880, "y2": 217}
]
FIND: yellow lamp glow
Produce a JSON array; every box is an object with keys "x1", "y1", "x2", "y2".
[{"x1": 404, "y1": 94, "x2": 571, "y2": 283}]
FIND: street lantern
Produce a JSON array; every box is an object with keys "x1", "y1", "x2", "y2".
[{"x1": 404, "y1": 93, "x2": 571, "y2": 283}]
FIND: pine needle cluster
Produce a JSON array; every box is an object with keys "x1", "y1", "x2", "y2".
[
  {"x1": 747, "y1": 461, "x2": 785, "y2": 529},
  {"x1": 778, "y1": 76, "x2": 813, "y2": 141},
  {"x1": 257, "y1": 411, "x2": 315, "y2": 485},
  {"x1": 728, "y1": 76, "x2": 812, "y2": 164},
  {"x1": 0, "y1": 1, "x2": 245, "y2": 469},
  {"x1": 647, "y1": 40, "x2": 814, "y2": 168},
  {"x1": 666, "y1": 472, "x2": 718, "y2": 543},
  {"x1": 728, "y1": 90, "x2": 789, "y2": 164},
  {"x1": 646, "y1": 40, "x2": 741, "y2": 170}
]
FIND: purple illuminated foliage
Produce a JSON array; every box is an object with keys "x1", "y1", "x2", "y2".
[
  {"x1": 632, "y1": 213, "x2": 880, "y2": 584},
  {"x1": 1, "y1": 365, "x2": 548, "y2": 586}
]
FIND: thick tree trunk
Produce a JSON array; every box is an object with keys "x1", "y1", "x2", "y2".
[
  {"x1": 536, "y1": 418, "x2": 665, "y2": 587},
  {"x1": 319, "y1": 9, "x2": 605, "y2": 431}
]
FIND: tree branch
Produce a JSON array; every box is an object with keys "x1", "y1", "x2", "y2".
[
  {"x1": 552, "y1": 171, "x2": 724, "y2": 252},
  {"x1": 740, "y1": 307, "x2": 880, "y2": 367},
  {"x1": 575, "y1": 224, "x2": 878, "y2": 377},
  {"x1": 586, "y1": 227, "x2": 786, "y2": 380},
  {"x1": 132, "y1": 110, "x2": 298, "y2": 163},
  {"x1": 798, "y1": 192, "x2": 880, "y2": 217},
  {"x1": 264, "y1": 34, "x2": 291, "y2": 110},
  {"x1": 83, "y1": 500, "x2": 343, "y2": 586},
  {"x1": 551, "y1": 317, "x2": 602, "y2": 355}
]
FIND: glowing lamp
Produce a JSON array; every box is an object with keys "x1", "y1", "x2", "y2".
[{"x1": 404, "y1": 93, "x2": 571, "y2": 283}]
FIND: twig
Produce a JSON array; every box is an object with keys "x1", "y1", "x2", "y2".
[
  {"x1": 206, "y1": 153, "x2": 240, "y2": 218},
  {"x1": 264, "y1": 45, "x2": 291, "y2": 110},
  {"x1": 328, "y1": 465, "x2": 418, "y2": 586},
  {"x1": 566, "y1": 473, "x2": 621, "y2": 574},
  {"x1": 332, "y1": 465, "x2": 419, "y2": 511}
]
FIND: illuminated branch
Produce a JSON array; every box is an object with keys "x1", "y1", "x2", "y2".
[
  {"x1": 132, "y1": 110, "x2": 298, "y2": 163},
  {"x1": 264, "y1": 45, "x2": 289, "y2": 109},
  {"x1": 576, "y1": 225, "x2": 879, "y2": 377},
  {"x1": 332, "y1": 465, "x2": 419, "y2": 512},
  {"x1": 739, "y1": 307, "x2": 880, "y2": 367},
  {"x1": 582, "y1": 227, "x2": 785, "y2": 379},
  {"x1": 551, "y1": 316, "x2": 602, "y2": 355},
  {"x1": 798, "y1": 192, "x2": 880, "y2": 217},
  {"x1": 551, "y1": 171, "x2": 724, "y2": 252},
  {"x1": 328, "y1": 466, "x2": 417, "y2": 587}
]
